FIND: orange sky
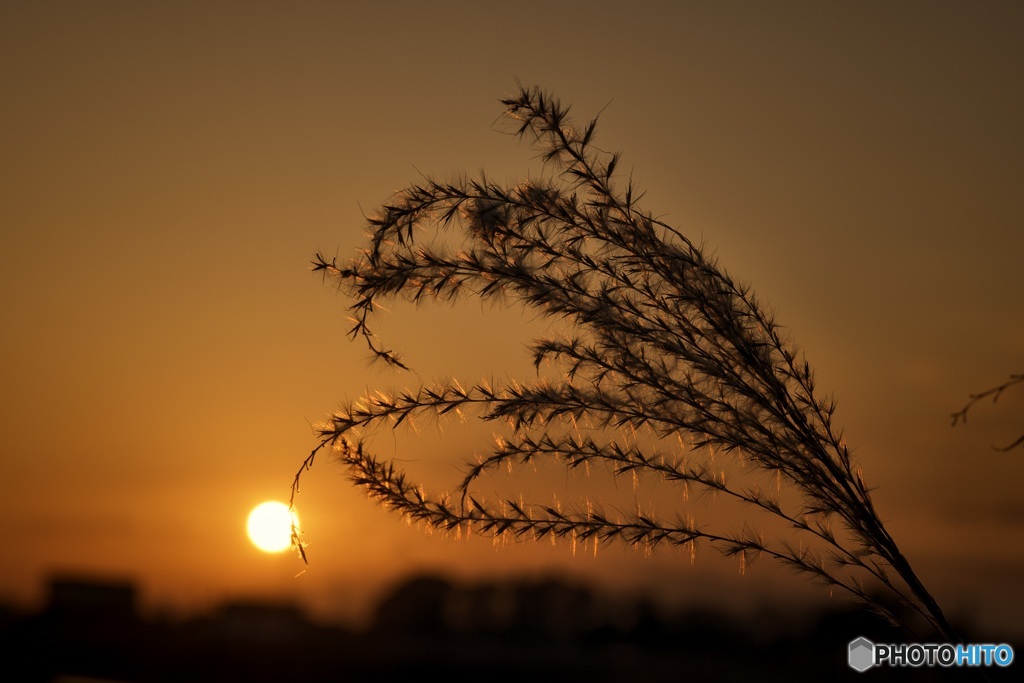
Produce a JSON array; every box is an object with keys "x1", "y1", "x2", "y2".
[{"x1": 2, "y1": 1, "x2": 1022, "y2": 634}]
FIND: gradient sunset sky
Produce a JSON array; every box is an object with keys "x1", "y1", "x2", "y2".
[{"x1": 2, "y1": 1, "x2": 1022, "y2": 634}]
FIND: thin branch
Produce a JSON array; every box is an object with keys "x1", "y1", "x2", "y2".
[{"x1": 952, "y1": 373, "x2": 1024, "y2": 451}]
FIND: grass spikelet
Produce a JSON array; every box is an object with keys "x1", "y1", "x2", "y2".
[{"x1": 294, "y1": 84, "x2": 972, "y2": 646}]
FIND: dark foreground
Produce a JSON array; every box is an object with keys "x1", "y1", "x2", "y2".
[{"x1": 2, "y1": 573, "x2": 1017, "y2": 682}]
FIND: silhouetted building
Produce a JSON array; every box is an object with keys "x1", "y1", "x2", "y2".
[
  {"x1": 0, "y1": 572, "x2": 1012, "y2": 682},
  {"x1": 46, "y1": 577, "x2": 137, "y2": 623}
]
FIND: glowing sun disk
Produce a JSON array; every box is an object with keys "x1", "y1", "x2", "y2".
[{"x1": 247, "y1": 501, "x2": 297, "y2": 553}]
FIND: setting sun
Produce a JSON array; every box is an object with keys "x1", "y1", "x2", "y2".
[{"x1": 246, "y1": 501, "x2": 298, "y2": 553}]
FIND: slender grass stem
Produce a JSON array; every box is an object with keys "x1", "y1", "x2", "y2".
[{"x1": 294, "y1": 85, "x2": 972, "y2": 652}]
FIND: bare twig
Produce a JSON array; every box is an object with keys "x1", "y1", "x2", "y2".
[{"x1": 952, "y1": 373, "x2": 1024, "y2": 451}]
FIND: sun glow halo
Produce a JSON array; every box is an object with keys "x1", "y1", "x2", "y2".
[{"x1": 247, "y1": 501, "x2": 298, "y2": 553}]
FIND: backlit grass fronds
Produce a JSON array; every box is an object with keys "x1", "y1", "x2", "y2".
[{"x1": 293, "y1": 85, "x2": 962, "y2": 643}]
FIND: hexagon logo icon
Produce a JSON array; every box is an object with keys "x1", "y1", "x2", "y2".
[{"x1": 849, "y1": 637, "x2": 875, "y2": 672}]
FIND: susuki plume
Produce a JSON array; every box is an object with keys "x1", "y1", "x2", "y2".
[{"x1": 293, "y1": 85, "x2": 966, "y2": 645}]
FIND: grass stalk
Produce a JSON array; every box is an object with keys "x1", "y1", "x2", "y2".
[{"x1": 294, "y1": 85, "x2": 973, "y2": 648}]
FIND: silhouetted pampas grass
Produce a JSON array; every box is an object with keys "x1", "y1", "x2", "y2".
[{"x1": 293, "y1": 85, "x2": 964, "y2": 644}]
